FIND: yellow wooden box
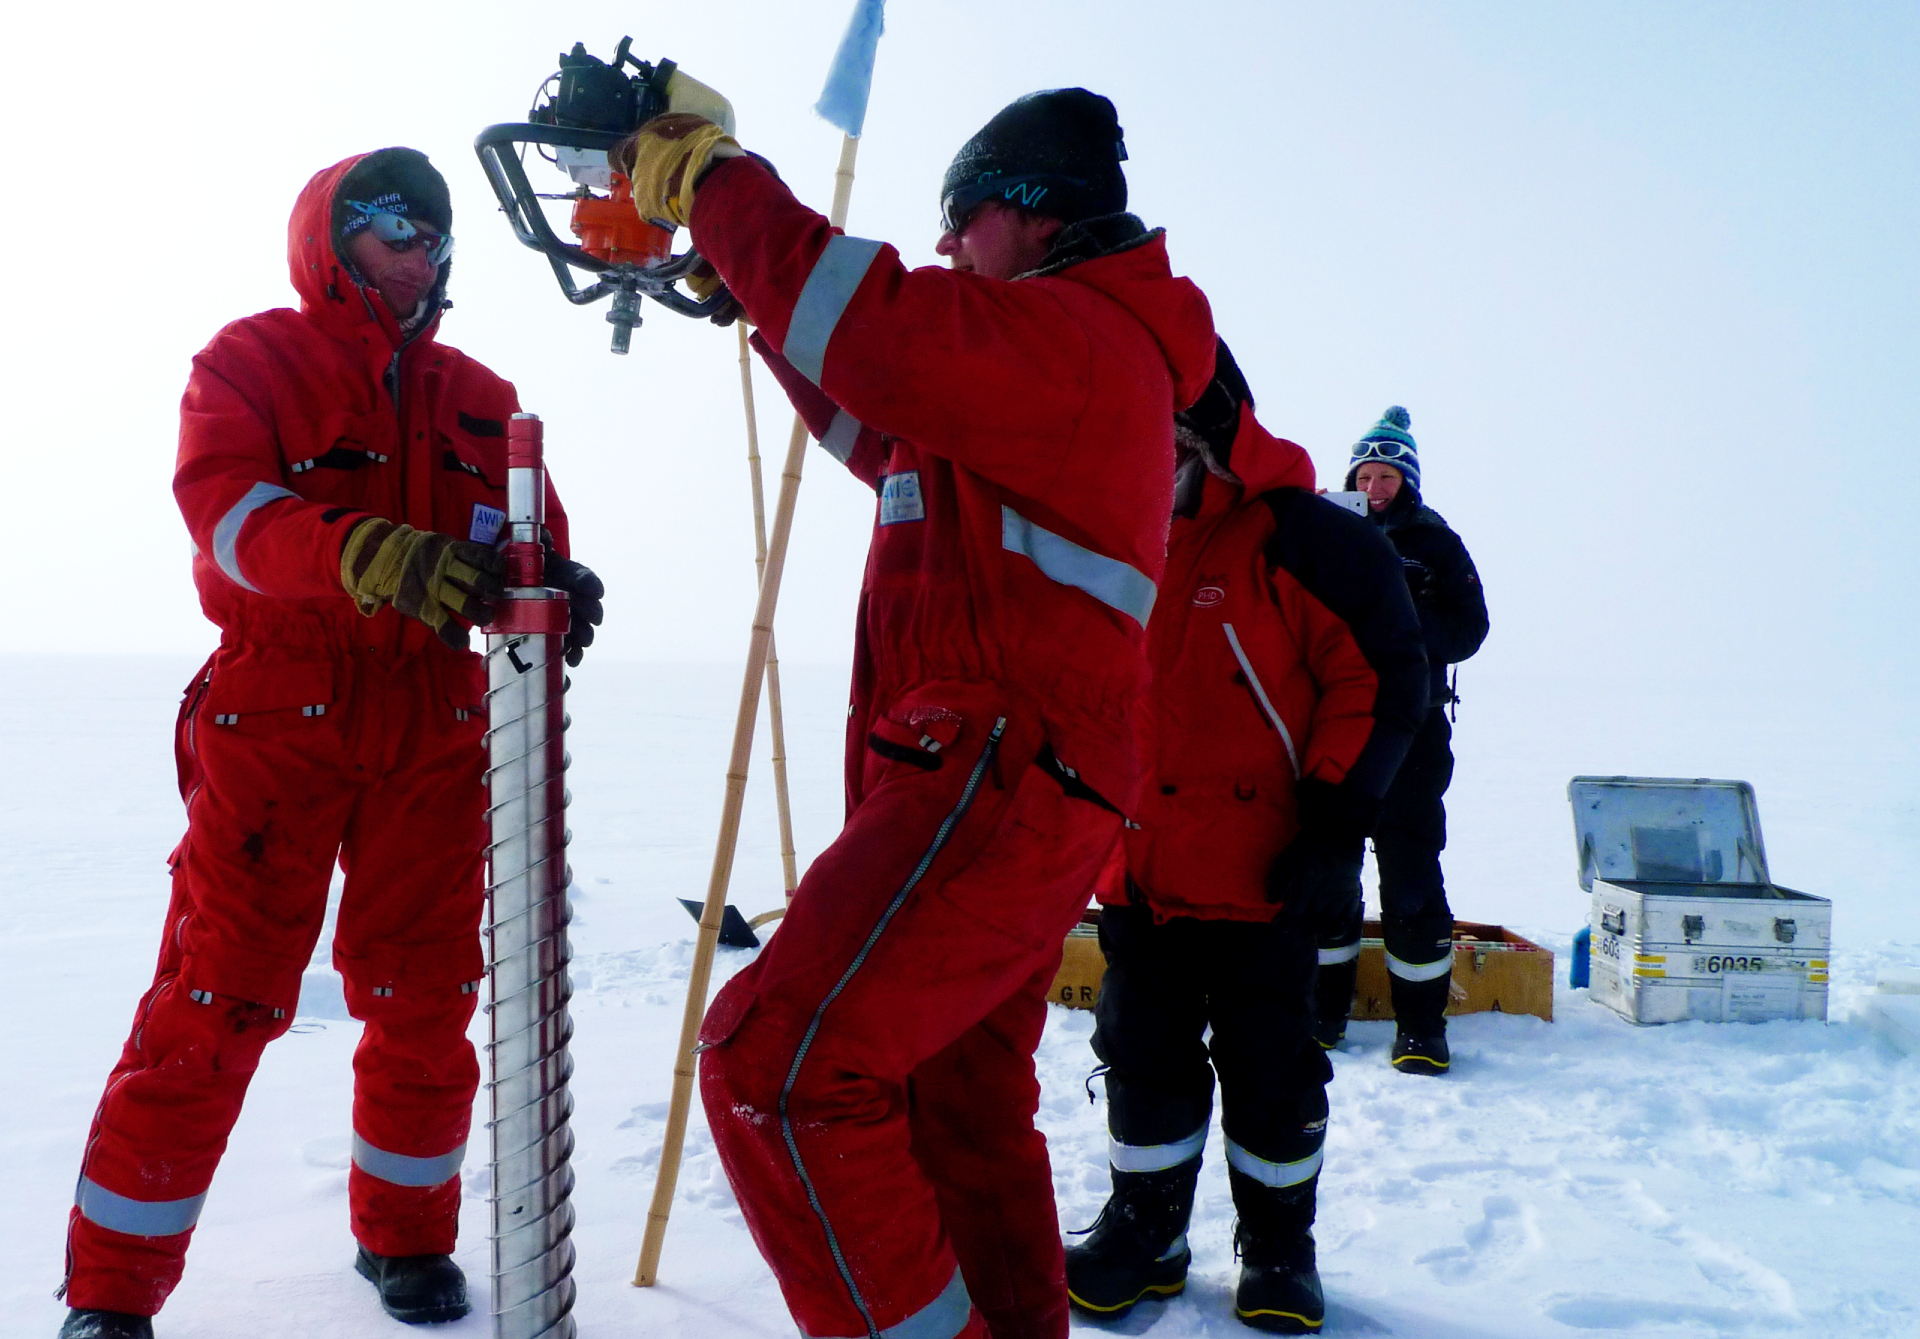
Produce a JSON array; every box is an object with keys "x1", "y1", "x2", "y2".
[{"x1": 1047, "y1": 914, "x2": 1553, "y2": 1023}]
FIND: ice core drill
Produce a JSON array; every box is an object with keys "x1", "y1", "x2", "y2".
[{"x1": 483, "y1": 413, "x2": 578, "y2": 1339}]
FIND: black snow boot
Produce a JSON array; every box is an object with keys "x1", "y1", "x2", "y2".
[
  {"x1": 355, "y1": 1246, "x2": 471, "y2": 1324},
  {"x1": 1391, "y1": 1026, "x2": 1451, "y2": 1075},
  {"x1": 1310, "y1": 959, "x2": 1355, "y2": 1050},
  {"x1": 57, "y1": 1311, "x2": 153, "y2": 1339},
  {"x1": 1230, "y1": 1169, "x2": 1324, "y2": 1334},
  {"x1": 1064, "y1": 1159, "x2": 1199, "y2": 1317}
]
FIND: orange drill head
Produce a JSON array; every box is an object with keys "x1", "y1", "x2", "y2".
[{"x1": 570, "y1": 175, "x2": 673, "y2": 266}]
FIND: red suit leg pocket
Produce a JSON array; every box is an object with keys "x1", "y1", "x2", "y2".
[{"x1": 698, "y1": 972, "x2": 761, "y2": 1052}]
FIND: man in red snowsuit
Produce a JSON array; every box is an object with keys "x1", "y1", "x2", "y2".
[
  {"x1": 617, "y1": 90, "x2": 1215, "y2": 1339},
  {"x1": 1064, "y1": 344, "x2": 1427, "y2": 1332},
  {"x1": 58, "y1": 149, "x2": 600, "y2": 1339}
]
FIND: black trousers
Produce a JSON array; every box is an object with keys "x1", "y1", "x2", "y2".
[
  {"x1": 1093, "y1": 904, "x2": 1331, "y2": 1175},
  {"x1": 1375, "y1": 710, "x2": 1455, "y2": 925},
  {"x1": 1315, "y1": 711, "x2": 1458, "y2": 1033}
]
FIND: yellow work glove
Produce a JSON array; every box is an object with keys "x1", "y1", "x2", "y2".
[
  {"x1": 340, "y1": 518, "x2": 505, "y2": 651},
  {"x1": 614, "y1": 113, "x2": 743, "y2": 231}
]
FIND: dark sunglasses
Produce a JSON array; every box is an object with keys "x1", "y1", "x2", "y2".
[
  {"x1": 346, "y1": 201, "x2": 454, "y2": 266},
  {"x1": 939, "y1": 172, "x2": 1082, "y2": 233}
]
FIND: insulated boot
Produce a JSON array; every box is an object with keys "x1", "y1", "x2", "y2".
[
  {"x1": 1309, "y1": 975, "x2": 1351, "y2": 1051},
  {"x1": 1064, "y1": 1159, "x2": 1199, "y2": 1317},
  {"x1": 1312, "y1": 904, "x2": 1363, "y2": 1050},
  {"x1": 1229, "y1": 1170, "x2": 1324, "y2": 1334},
  {"x1": 1390, "y1": 1027, "x2": 1450, "y2": 1075},
  {"x1": 355, "y1": 1246, "x2": 471, "y2": 1324},
  {"x1": 56, "y1": 1311, "x2": 152, "y2": 1339},
  {"x1": 1384, "y1": 912, "x2": 1454, "y2": 1073}
]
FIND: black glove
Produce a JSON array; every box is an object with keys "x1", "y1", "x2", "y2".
[
  {"x1": 1266, "y1": 778, "x2": 1380, "y2": 927},
  {"x1": 1266, "y1": 839, "x2": 1362, "y2": 928},
  {"x1": 1400, "y1": 556, "x2": 1435, "y2": 603},
  {"x1": 543, "y1": 548, "x2": 605, "y2": 667}
]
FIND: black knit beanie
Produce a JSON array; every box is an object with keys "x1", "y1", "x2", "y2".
[
  {"x1": 940, "y1": 88, "x2": 1128, "y2": 229},
  {"x1": 331, "y1": 147, "x2": 452, "y2": 254}
]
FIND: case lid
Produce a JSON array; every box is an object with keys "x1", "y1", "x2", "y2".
[{"x1": 1567, "y1": 776, "x2": 1772, "y2": 893}]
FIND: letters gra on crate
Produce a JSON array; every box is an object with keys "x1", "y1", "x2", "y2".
[{"x1": 1570, "y1": 776, "x2": 1830, "y2": 1025}]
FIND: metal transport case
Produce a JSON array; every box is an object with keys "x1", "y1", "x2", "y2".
[{"x1": 1570, "y1": 777, "x2": 1829, "y2": 1025}]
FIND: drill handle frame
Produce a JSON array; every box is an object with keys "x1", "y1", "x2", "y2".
[{"x1": 474, "y1": 121, "x2": 730, "y2": 322}]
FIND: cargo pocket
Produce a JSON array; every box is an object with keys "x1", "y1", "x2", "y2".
[
  {"x1": 437, "y1": 653, "x2": 487, "y2": 724},
  {"x1": 435, "y1": 405, "x2": 510, "y2": 546},
  {"x1": 862, "y1": 700, "x2": 966, "y2": 786},
  {"x1": 696, "y1": 975, "x2": 760, "y2": 1052},
  {"x1": 202, "y1": 660, "x2": 337, "y2": 727}
]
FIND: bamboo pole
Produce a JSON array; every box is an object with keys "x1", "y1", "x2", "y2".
[
  {"x1": 635, "y1": 132, "x2": 861, "y2": 1288},
  {"x1": 737, "y1": 323, "x2": 801, "y2": 897}
]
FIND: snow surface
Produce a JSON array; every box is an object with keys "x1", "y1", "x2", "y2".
[{"x1": 4, "y1": 655, "x2": 1918, "y2": 1338}]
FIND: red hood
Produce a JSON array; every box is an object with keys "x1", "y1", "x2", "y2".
[
  {"x1": 1229, "y1": 403, "x2": 1316, "y2": 494},
  {"x1": 1190, "y1": 404, "x2": 1317, "y2": 521},
  {"x1": 287, "y1": 153, "x2": 436, "y2": 349},
  {"x1": 1055, "y1": 235, "x2": 1217, "y2": 411}
]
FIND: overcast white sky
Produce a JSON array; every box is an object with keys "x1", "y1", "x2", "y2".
[{"x1": 1, "y1": 2, "x2": 1913, "y2": 696}]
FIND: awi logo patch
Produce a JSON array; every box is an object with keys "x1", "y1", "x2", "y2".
[
  {"x1": 469, "y1": 503, "x2": 507, "y2": 545},
  {"x1": 879, "y1": 471, "x2": 926, "y2": 526}
]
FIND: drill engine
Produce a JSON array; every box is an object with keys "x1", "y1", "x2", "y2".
[{"x1": 475, "y1": 38, "x2": 730, "y2": 353}]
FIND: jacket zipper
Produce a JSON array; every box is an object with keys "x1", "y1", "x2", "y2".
[{"x1": 1222, "y1": 623, "x2": 1301, "y2": 778}]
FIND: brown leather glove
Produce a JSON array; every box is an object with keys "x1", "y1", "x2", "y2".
[{"x1": 340, "y1": 518, "x2": 505, "y2": 650}]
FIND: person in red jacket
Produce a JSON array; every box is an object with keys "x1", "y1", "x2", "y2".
[
  {"x1": 57, "y1": 148, "x2": 602, "y2": 1339},
  {"x1": 615, "y1": 90, "x2": 1215, "y2": 1339},
  {"x1": 1063, "y1": 344, "x2": 1427, "y2": 1333}
]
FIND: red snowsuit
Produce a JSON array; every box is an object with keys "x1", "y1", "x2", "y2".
[
  {"x1": 688, "y1": 157, "x2": 1215, "y2": 1339},
  {"x1": 1114, "y1": 409, "x2": 1428, "y2": 922},
  {"x1": 1087, "y1": 395, "x2": 1428, "y2": 1229},
  {"x1": 63, "y1": 154, "x2": 567, "y2": 1317}
]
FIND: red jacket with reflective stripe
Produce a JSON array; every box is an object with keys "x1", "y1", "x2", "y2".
[
  {"x1": 694, "y1": 159, "x2": 1216, "y2": 813},
  {"x1": 1113, "y1": 409, "x2": 1429, "y2": 921},
  {"x1": 174, "y1": 154, "x2": 567, "y2": 712}
]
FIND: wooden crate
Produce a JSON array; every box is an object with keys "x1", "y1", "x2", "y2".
[
  {"x1": 1050, "y1": 923, "x2": 1106, "y2": 1010},
  {"x1": 1047, "y1": 915, "x2": 1553, "y2": 1022},
  {"x1": 1349, "y1": 920, "x2": 1554, "y2": 1022}
]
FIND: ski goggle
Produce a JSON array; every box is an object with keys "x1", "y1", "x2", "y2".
[
  {"x1": 1350, "y1": 438, "x2": 1417, "y2": 463},
  {"x1": 345, "y1": 201, "x2": 454, "y2": 265},
  {"x1": 939, "y1": 172, "x2": 1082, "y2": 233}
]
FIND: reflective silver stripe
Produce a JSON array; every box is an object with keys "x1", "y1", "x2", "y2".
[
  {"x1": 76, "y1": 1176, "x2": 206, "y2": 1237},
  {"x1": 1387, "y1": 950, "x2": 1454, "y2": 982},
  {"x1": 1224, "y1": 1138, "x2": 1323, "y2": 1189},
  {"x1": 1002, "y1": 506, "x2": 1157, "y2": 627},
  {"x1": 351, "y1": 1133, "x2": 465, "y2": 1187},
  {"x1": 1318, "y1": 942, "x2": 1362, "y2": 966},
  {"x1": 1222, "y1": 623, "x2": 1301, "y2": 777},
  {"x1": 822, "y1": 408, "x2": 864, "y2": 464},
  {"x1": 211, "y1": 482, "x2": 298, "y2": 592},
  {"x1": 882, "y1": 1267, "x2": 973, "y2": 1339},
  {"x1": 803, "y1": 1266, "x2": 971, "y2": 1339},
  {"x1": 1109, "y1": 1122, "x2": 1207, "y2": 1174},
  {"x1": 784, "y1": 235, "x2": 884, "y2": 385}
]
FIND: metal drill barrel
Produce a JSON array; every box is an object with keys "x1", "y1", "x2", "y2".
[{"x1": 485, "y1": 413, "x2": 578, "y2": 1339}]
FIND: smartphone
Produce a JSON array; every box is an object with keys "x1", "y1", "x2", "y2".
[{"x1": 1326, "y1": 491, "x2": 1369, "y2": 517}]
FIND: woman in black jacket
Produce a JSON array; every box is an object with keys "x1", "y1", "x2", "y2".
[{"x1": 1315, "y1": 407, "x2": 1488, "y2": 1074}]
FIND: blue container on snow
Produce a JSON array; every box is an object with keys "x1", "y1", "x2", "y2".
[{"x1": 1570, "y1": 925, "x2": 1591, "y2": 988}]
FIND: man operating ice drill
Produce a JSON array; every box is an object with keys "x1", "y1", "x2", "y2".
[{"x1": 613, "y1": 89, "x2": 1215, "y2": 1339}]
